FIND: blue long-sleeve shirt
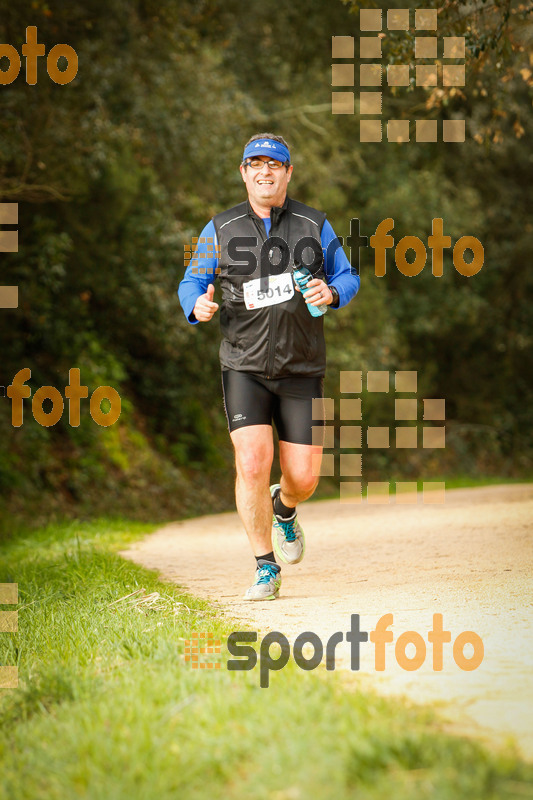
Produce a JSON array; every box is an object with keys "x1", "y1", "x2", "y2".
[{"x1": 178, "y1": 217, "x2": 359, "y2": 324}]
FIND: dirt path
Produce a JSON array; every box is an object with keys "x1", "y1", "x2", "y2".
[{"x1": 121, "y1": 484, "x2": 533, "y2": 758}]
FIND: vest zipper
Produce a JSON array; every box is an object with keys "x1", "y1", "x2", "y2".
[
  {"x1": 252, "y1": 214, "x2": 277, "y2": 379},
  {"x1": 266, "y1": 305, "x2": 276, "y2": 379}
]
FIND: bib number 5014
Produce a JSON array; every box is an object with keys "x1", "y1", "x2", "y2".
[{"x1": 243, "y1": 273, "x2": 294, "y2": 310}]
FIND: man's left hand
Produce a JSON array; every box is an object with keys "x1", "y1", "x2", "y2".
[{"x1": 300, "y1": 278, "x2": 334, "y2": 307}]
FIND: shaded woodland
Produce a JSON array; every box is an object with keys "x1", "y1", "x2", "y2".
[{"x1": 1, "y1": 0, "x2": 531, "y2": 522}]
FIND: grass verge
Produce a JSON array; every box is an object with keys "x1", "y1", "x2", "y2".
[{"x1": 0, "y1": 518, "x2": 532, "y2": 800}]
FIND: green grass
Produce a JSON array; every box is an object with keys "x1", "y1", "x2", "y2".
[{"x1": 1, "y1": 519, "x2": 532, "y2": 799}]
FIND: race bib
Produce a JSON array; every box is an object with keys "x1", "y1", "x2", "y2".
[{"x1": 243, "y1": 273, "x2": 294, "y2": 310}]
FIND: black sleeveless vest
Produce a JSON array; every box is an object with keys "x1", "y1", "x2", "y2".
[{"x1": 213, "y1": 196, "x2": 327, "y2": 378}]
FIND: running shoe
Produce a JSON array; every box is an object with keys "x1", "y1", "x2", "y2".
[
  {"x1": 243, "y1": 560, "x2": 281, "y2": 601},
  {"x1": 270, "y1": 483, "x2": 305, "y2": 565}
]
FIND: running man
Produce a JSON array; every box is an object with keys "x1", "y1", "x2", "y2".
[{"x1": 178, "y1": 133, "x2": 359, "y2": 600}]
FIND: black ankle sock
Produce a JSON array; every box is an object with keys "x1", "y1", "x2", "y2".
[
  {"x1": 273, "y1": 491, "x2": 296, "y2": 520},
  {"x1": 256, "y1": 551, "x2": 276, "y2": 565}
]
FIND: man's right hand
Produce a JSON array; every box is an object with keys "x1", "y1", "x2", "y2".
[{"x1": 193, "y1": 283, "x2": 219, "y2": 322}]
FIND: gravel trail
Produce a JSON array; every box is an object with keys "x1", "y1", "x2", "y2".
[{"x1": 121, "y1": 484, "x2": 533, "y2": 758}]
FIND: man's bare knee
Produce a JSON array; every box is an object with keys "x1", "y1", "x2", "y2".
[
  {"x1": 234, "y1": 438, "x2": 273, "y2": 486},
  {"x1": 283, "y1": 472, "x2": 318, "y2": 502},
  {"x1": 231, "y1": 426, "x2": 273, "y2": 481},
  {"x1": 236, "y1": 453, "x2": 271, "y2": 485}
]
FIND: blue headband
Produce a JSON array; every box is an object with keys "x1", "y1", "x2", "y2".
[{"x1": 242, "y1": 138, "x2": 291, "y2": 164}]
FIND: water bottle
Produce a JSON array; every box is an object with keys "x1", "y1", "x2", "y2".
[{"x1": 292, "y1": 265, "x2": 328, "y2": 317}]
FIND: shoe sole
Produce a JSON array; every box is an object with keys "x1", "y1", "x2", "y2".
[
  {"x1": 243, "y1": 581, "x2": 281, "y2": 601},
  {"x1": 272, "y1": 525, "x2": 305, "y2": 565},
  {"x1": 243, "y1": 590, "x2": 279, "y2": 601},
  {"x1": 270, "y1": 485, "x2": 305, "y2": 565}
]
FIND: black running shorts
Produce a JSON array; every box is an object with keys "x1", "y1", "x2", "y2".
[{"x1": 221, "y1": 369, "x2": 324, "y2": 445}]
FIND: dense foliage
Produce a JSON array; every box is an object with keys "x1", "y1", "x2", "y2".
[{"x1": 1, "y1": 0, "x2": 532, "y2": 522}]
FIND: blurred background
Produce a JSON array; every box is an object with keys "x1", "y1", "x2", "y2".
[{"x1": 1, "y1": 0, "x2": 532, "y2": 525}]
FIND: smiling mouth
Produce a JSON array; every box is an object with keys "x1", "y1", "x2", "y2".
[{"x1": 257, "y1": 180, "x2": 274, "y2": 185}]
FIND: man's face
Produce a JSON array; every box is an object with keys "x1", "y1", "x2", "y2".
[{"x1": 240, "y1": 156, "x2": 293, "y2": 210}]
